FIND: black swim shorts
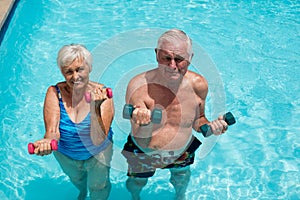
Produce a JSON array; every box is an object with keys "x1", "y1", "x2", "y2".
[{"x1": 122, "y1": 135, "x2": 202, "y2": 178}]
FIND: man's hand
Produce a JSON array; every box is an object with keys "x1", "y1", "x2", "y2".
[
  {"x1": 208, "y1": 115, "x2": 228, "y2": 135},
  {"x1": 132, "y1": 106, "x2": 152, "y2": 126}
]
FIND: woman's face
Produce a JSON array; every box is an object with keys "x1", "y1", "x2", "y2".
[{"x1": 61, "y1": 57, "x2": 90, "y2": 91}]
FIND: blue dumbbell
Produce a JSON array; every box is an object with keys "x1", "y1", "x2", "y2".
[
  {"x1": 200, "y1": 112, "x2": 236, "y2": 137},
  {"x1": 122, "y1": 104, "x2": 162, "y2": 124}
]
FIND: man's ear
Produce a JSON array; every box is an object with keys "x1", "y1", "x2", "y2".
[
  {"x1": 155, "y1": 48, "x2": 159, "y2": 62},
  {"x1": 188, "y1": 52, "x2": 194, "y2": 63}
]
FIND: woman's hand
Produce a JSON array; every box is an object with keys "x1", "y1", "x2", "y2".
[
  {"x1": 86, "y1": 87, "x2": 109, "y2": 107},
  {"x1": 33, "y1": 138, "x2": 54, "y2": 156}
]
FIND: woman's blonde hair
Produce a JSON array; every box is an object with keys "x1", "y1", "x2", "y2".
[{"x1": 57, "y1": 44, "x2": 92, "y2": 72}]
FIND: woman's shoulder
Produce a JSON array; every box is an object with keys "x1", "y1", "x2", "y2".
[
  {"x1": 88, "y1": 81, "x2": 105, "y2": 88},
  {"x1": 55, "y1": 81, "x2": 67, "y2": 87}
]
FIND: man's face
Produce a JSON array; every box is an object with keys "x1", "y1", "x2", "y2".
[{"x1": 156, "y1": 41, "x2": 191, "y2": 81}]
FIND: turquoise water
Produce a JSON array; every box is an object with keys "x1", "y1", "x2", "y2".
[{"x1": 0, "y1": 0, "x2": 299, "y2": 199}]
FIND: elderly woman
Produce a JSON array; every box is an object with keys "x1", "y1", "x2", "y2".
[{"x1": 32, "y1": 44, "x2": 114, "y2": 200}]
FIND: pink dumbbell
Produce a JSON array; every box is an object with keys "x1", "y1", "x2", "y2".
[
  {"x1": 28, "y1": 139, "x2": 58, "y2": 154},
  {"x1": 85, "y1": 88, "x2": 113, "y2": 103}
]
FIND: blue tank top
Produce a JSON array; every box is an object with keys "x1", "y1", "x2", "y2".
[{"x1": 54, "y1": 85, "x2": 113, "y2": 160}]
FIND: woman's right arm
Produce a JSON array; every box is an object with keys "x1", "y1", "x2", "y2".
[{"x1": 34, "y1": 86, "x2": 60, "y2": 156}]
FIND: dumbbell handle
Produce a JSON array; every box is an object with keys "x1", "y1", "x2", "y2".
[
  {"x1": 28, "y1": 139, "x2": 58, "y2": 154},
  {"x1": 85, "y1": 88, "x2": 113, "y2": 103},
  {"x1": 200, "y1": 112, "x2": 236, "y2": 137},
  {"x1": 123, "y1": 104, "x2": 162, "y2": 124}
]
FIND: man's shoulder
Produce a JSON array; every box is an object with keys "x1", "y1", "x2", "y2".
[
  {"x1": 129, "y1": 72, "x2": 145, "y2": 83},
  {"x1": 186, "y1": 70, "x2": 207, "y2": 82},
  {"x1": 186, "y1": 71, "x2": 208, "y2": 92},
  {"x1": 129, "y1": 69, "x2": 156, "y2": 84}
]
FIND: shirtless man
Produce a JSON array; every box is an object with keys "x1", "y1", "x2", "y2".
[{"x1": 122, "y1": 29, "x2": 228, "y2": 200}]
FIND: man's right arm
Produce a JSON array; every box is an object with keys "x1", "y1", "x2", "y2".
[{"x1": 125, "y1": 75, "x2": 154, "y2": 144}]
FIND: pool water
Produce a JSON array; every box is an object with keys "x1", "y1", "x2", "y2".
[{"x1": 0, "y1": 1, "x2": 299, "y2": 199}]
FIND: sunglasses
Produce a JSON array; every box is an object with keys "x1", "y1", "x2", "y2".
[{"x1": 156, "y1": 49, "x2": 190, "y2": 64}]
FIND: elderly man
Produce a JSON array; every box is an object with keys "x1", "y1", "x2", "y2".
[{"x1": 122, "y1": 29, "x2": 228, "y2": 200}]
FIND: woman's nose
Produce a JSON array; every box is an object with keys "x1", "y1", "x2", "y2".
[{"x1": 72, "y1": 71, "x2": 80, "y2": 79}]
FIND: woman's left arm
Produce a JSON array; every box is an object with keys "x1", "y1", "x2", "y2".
[{"x1": 90, "y1": 86, "x2": 114, "y2": 145}]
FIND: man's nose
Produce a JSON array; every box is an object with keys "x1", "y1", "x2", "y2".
[{"x1": 168, "y1": 58, "x2": 177, "y2": 69}]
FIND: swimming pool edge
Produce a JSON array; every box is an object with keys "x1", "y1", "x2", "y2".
[{"x1": 0, "y1": 0, "x2": 19, "y2": 46}]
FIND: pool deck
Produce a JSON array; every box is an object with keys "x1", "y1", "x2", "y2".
[{"x1": 0, "y1": 0, "x2": 15, "y2": 32}]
